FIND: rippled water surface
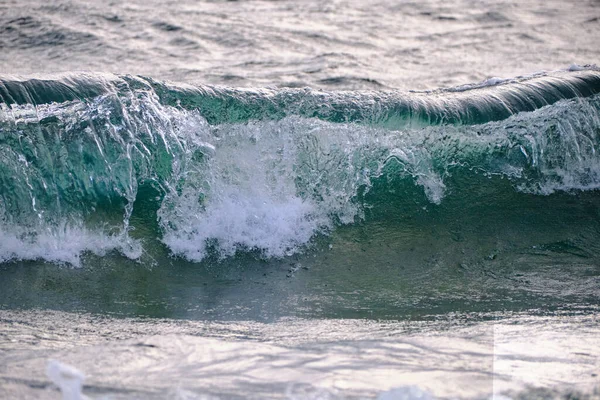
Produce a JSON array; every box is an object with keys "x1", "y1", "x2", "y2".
[{"x1": 1, "y1": 0, "x2": 599, "y2": 89}]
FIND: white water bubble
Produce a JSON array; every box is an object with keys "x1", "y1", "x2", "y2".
[
  {"x1": 46, "y1": 359, "x2": 87, "y2": 400},
  {"x1": 377, "y1": 386, "x2": 434, "y2": 400},
  {"x1": 0, "y1": 225, "x2": 142, "y2": 266}
]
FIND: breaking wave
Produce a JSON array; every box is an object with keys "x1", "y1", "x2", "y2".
[{"x1": 1, "y1": 68, "x2": 600, "y2": 264}]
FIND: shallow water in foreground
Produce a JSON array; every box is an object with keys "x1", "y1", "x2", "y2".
[{"x1": 1, "y1": 309, "x2": 599, "y2": 399}]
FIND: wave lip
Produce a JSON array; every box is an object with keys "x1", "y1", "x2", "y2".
[{"x1": 1, "y1": 66, "x2": 600, "y2": 127}]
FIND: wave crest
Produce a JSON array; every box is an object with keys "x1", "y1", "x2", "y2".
[{"x1": 1, "y1": 70, "x2": 600, "y2": 264}]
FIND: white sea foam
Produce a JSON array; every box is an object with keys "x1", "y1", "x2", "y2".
[
  {"x1": 158, "y1": 117, "x2": 447, "y2": 261},
  {"x1": 46, "y1": 360, "x2": 88, "y2": 400},
  {"x1": 160, "y1": 118, "x2": 344, "y2": 262},
  {"x1": 162, "y1": 188, "x2": 325, "y2": 261},
  {"x1": 0, "y1": 225, "x2": 141, "y2": 266}
]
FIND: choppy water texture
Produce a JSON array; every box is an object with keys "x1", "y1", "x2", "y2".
[
  {"x1": 1, "y1": 309, "x2": 599, "y2": 400},
  {"x1": 1, "y1": 1, "x2": 600, "y2": 399},
  {"x1": 1, "y1": 0, "x2": 600, "y2": 90}
]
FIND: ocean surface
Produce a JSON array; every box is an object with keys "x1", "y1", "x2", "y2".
[{"x1": 1, "y1": 0, "x2": 600, "y2": 399}]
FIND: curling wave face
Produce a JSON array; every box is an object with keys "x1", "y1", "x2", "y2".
[{"x1": 1, "y1": 68, "x2": 600, "y2": 265}]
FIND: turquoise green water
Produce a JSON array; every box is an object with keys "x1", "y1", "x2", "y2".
[{"x1": 1, "y1": 70, "x2": 599, "y2": 321}]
